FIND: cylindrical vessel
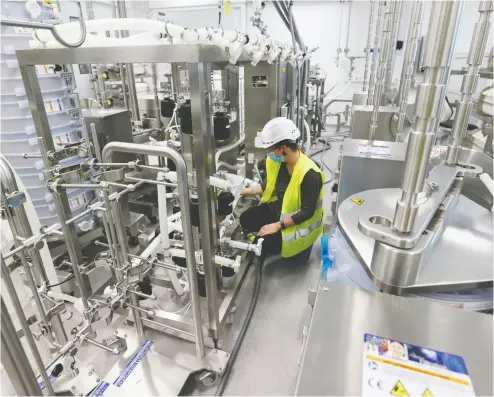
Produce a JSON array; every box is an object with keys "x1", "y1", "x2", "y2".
[
  {"x1": 368, "y1": 1, "x2": 393, "y2": 142},
  {"x1": 393, "y1": 0, "x2": 464, "y2": 232},
  {"x1": 362, "y1": 1, "x2": 376, "y2": 92},
  {"x1": 446, "y1": 0, "x2": 493, "y2": 164},
  {"x1": 367, "y1": 1, "x2": 386, "y2": 106},
  {"x1": 395, "y1": 0, "x2": 424, "y2": 141},
  {"x1": 383, "y1": 0, "x2": 402, "y2": 102}
]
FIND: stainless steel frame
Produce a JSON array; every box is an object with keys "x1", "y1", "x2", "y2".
[{"x1": 10, "y1": 45, "x2": 259, "y2": 393}]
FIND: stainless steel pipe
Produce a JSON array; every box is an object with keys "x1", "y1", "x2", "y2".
[
  {"x1": 115, "y1": 1, "x2": 140, "y2": 123},
  {"x1": 102, "y1": 141, "x2": 205, "y2": 358},
  {"x1": 151, "y1": 63, "x2": 163, "y2": 129},
  {"x1": 446, "y1": 0, "x2": 493, "y2": 164},
  {"x1": 51, "y1": 191, "x2": 92, "y2": 311},
  {"x1": 362, "y1": 0, "x2": 376, "y2": 92},
  {"x1": 395, "y1": 0, "x2": 424, "y2": 141},
  {"x1": 1, "y1": 297, "x2": 43, "y2": 396},
  {"x1": 367, "y1": 1, "x2": 386, "y2": 106},
  {"x1": 384, "y1": 0, "x2": 402, "y2": 102},
  {"x1": 0, "y1": 157, "x2": 68, "y2": 345},
  {"x1": 368, "y1": 1, "x2": 393, "y2": 142},
  {"x1": 1, "y1": 255, "x2": 55, "y2": 396},
  {"x1": 393, "y1": 0, "x2": 464, "y2": 232}
]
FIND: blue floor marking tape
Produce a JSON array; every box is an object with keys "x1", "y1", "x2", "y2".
[
  {"x1": 92, "y1": 381, "x2": 110, "y2": 396},
  {"x1": 39, "y1": 375, "x2": 56, "y2": 391},
  {"x1": 113, "y1": 340, "x2": 154, "y2": 387}
]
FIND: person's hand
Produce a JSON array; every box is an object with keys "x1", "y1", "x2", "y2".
[
  {"x1": 258, "y1": 222, "x2": 282, "y2": 236},
  {"x1": 240, "y1": 187, "x2": 252, "y2": 196}
]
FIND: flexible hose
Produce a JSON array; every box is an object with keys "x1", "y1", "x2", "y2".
[
  {"x1": 215, "y1": 247, "x2": 265, "y2": 396},
  {"x1": 51, "y1": 2, "x2": 87, "y2": 48}
]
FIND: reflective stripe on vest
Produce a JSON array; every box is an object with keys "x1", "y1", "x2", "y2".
[
  {"x1": 280, "y1": 200, "x2": 323, "y2": 221},
  {"x1": 282, "y1": 219, "x2": 323, "y2": 242},
  {"x1": 261, "y1": 157, "x2": 281, "y2": 204}
]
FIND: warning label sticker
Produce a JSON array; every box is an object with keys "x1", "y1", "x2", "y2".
[
  {"x1": 362, "y1": 334, "x2": 475, "y2": 396},
  {"x1": 351, "y1": 199, "x2": 365, "y2": 206}
]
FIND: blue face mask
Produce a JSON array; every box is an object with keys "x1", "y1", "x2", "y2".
[{"x1": 268, "y1": 152, "x2": 283, "y2": 163}]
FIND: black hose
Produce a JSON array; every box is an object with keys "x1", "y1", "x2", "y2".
[
  {"x1": 445, "y1": 96, "x2": 454, "y2": 122},
  {"x1": 215, "y1": 246, "x2": 265, "y2": 396}
]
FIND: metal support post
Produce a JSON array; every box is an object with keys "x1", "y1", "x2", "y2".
[
  {"x1": 1, "y1": 298, "x2": 43, "y2": 396},
  {"x1": 384, "y1": 0, "x2": 402, "y2": 102},
  {"x1": 395, "y1": 0, "x2": 424, "y2": 141},
  {"x1": 446, "y1": 0, "x2": 493, "y2": 164},
  {"x1": 119, "y1": 64, "x2": 129, "y2": 109},
  {"x1": 367, "y1": 1, "x2": 386, "y2": 106},
  {"x1": 393, "y1": 0, "x2": 464, "y2": 232},
  {"x1": 97, "y1": 65, "x2": 109, "y2": 109},
  {"x1": 362, "y1": 0, "x2": 376, "y2": 93},
  {"x1": 1, "y1": 255, "x2": 55, "y2": 396},
  {"x1": 368, "y1": 1, "x2": 393, "y2": 142},
  {"x1": 188, "y1": 62, "x2": 220, "y2": 341},
  {"x1": 116, "y1": 0, "x2": 140, "y2": 124},
  {"x1": 151, "y1": 63, "x2": 162, "y2": 129}
]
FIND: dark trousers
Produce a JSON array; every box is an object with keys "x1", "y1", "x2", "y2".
[{"x1": 239, "y1": 204, "x2": 313, "y2": 264}]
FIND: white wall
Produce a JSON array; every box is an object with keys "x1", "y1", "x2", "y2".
[{"x1": 61, "y1": 1, "x2": 492, "y2": 113}]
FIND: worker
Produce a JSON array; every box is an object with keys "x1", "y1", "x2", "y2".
[{"x1": 239, "y1": 117, "x2": 324, "y2": 264}]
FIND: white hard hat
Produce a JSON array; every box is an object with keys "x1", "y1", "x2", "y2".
[{"x1": 254, "y1": 117, "x2": 301, "y2": 149}]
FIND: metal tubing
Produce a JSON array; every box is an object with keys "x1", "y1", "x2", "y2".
[
  {"x1": 393, "y1": 0, "x2": 464, "y2": 232},
  {"x1": 367, "y1": 1, "x2": 386, "y2": 106},
  {"x1": 102, "y1": 141, "x2": 205, "y2": 358},
  {"x1": 141, "y1": 317, "x2": 196, "y2": 338},
  {"x1": 0, "y1": 158, "x2": 68, "y2": 345},
  {"x1": 1, "y1": 17, "x2": 53, "y2": 29},
  {"x1": 119, "y1": 64, "x2": 129, "y2": 109},
  {"x1": 97, "y1": 65, "x2": 109, "y2": 109},
  {"x1": 126, "y1": 63, "x2": 141, "y2": 123},
  {"x1": 83, "y1": 336, "x2": 120, "y2": 354},
  {"x1": 188, "y1": 62, "x2": 220, "y2": 341},
  {"x1": 1, "y1": 255, "x2": 55, "y2": 396},
  {"x1": 115, "y1": 1, "x2": 140, "y2": 122},
  {"x1": 1, "y1": 298, "x2": 43, "y2": 396},
  {"x1": 446, "y1": 0, "x2": 493, "y2": 164},
  {"x1": 90, "y1": 122, "x2": 103, "y2": 162},
  {"x1": 151, "y1": 63, "x2": 162, "y2": 128},
  {"x1": 395, "y1": 0, "x2": 424, "y2": 141},
  {"x1": 128, "y1": 289, "x2": 156, "y2": 300},
  {"x1": 344, "y1": 0, "x2": 353, "y2": 55},
  {"x1": 51, "y1": 191, "x2": 92, "y2": 310},
  {"x1": 384, "y1": 0, "x2": 402, "y2": 101},
  {"x1": 362, "y1": 1, "x2": 376, "y2": 92},
  {"x1": 368, "y1": 1, "x2": 393, "y2": 142}
]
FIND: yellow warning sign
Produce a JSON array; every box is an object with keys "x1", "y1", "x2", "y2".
[
  {"x1": 224, "y1": 1, "x2": 231, "y2": 15},
  {"x1": 391, "y1": 380, "x2": 409, "y2": 397},
  {"x1": 422, "y1": 388, "x2": 433, "y2": 396},
  {"x1": 351, "y1": 198, "x2": 365, "y2": 205}
]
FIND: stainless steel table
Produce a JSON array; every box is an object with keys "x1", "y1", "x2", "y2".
[{"x1": 296, "y1": 283, "x2": 493, "y2": 396}]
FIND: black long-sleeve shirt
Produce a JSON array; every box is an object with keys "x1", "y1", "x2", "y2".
[{"x1": 262, "y1": 163, "x2": 323, "y2": 225}]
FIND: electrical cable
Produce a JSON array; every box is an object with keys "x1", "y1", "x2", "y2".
[
  {"x1": 445, "y1": 96, "x2": 454, "y2": 121},
  {"x1": 37, "y1": 274, "x2": 76, "y2": 289},
  {"x1": 215, "y1": 240, "x2": 265, "y2": 396}
]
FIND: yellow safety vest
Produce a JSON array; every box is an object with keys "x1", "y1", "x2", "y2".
[{"x1": 261, "y1": 152, "x2": 325, "y2": 258}]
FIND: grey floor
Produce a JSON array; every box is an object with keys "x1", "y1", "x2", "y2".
[{"x1": 182, "y1": 138, "x2": 340, "y2": 396}]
